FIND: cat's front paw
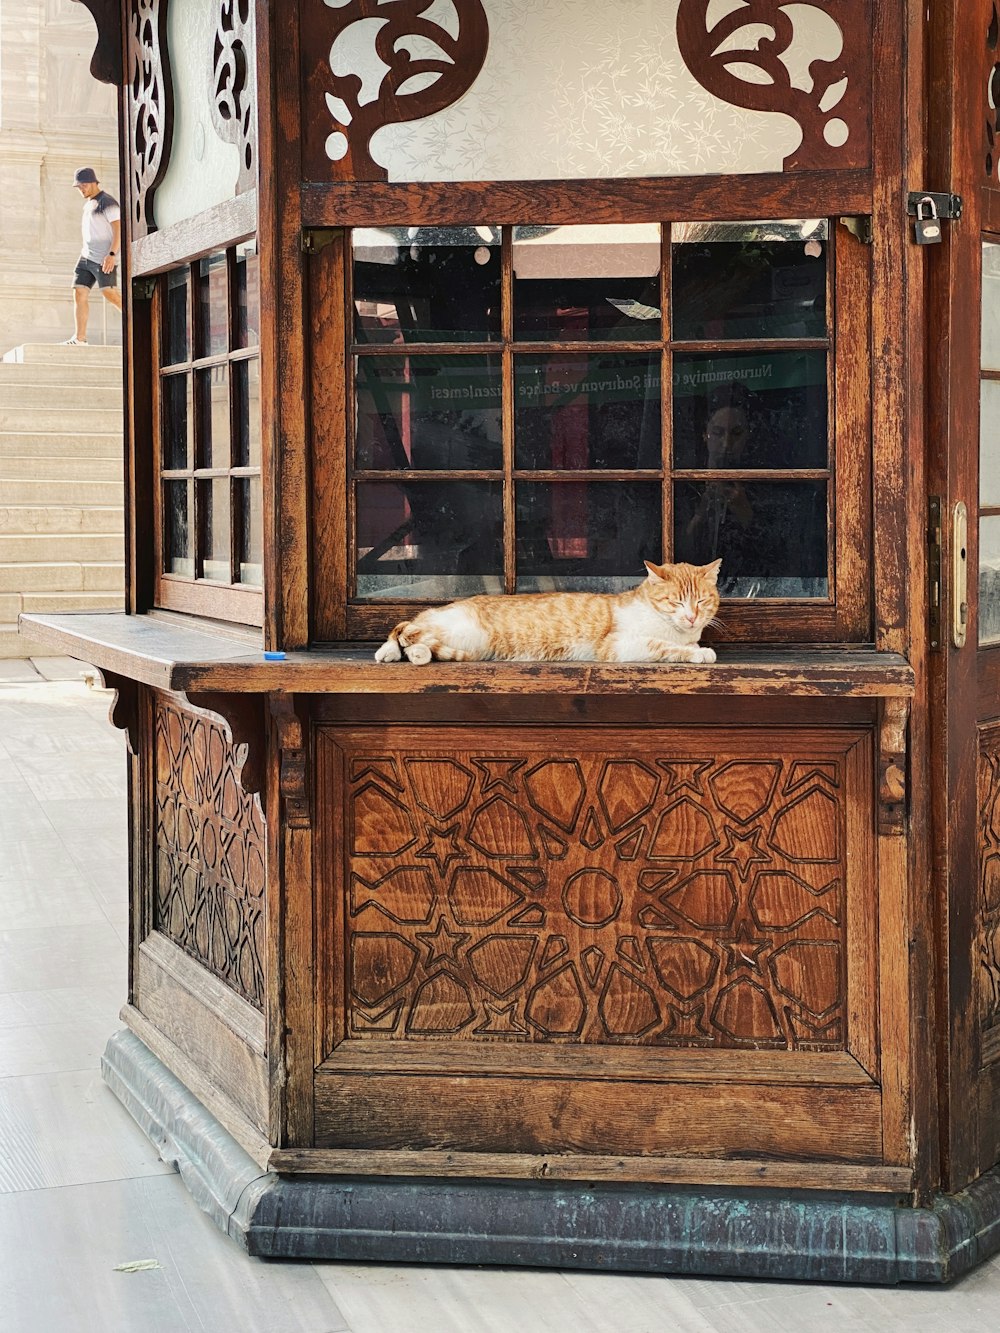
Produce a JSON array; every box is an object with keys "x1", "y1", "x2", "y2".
[
  {"x1": 690, "y1": 645, "x2": 716, "y2": 664},
  {"x1": 374, "y1": 639, "x2": 402, "y2": 663}
]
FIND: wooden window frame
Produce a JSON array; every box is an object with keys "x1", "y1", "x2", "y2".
[{"x1": 311, "y1": 212, "x2": 871, "y2": 646}]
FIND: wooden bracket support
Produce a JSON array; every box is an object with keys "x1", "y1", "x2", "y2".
[
  {"x1": 69, "y1": 0, "x2": 123, "y2": 85},
  {"x1": 92, "y1": 669, "x2": 139, "y2": 754},
  {"x1": 270, "y1": 697, "x2": 311, "y2": 828},
  {"x1": 183, "y1": 691, "x2": 267, "y2": 800},
  {"x1": 878, "y1": 697, "x2": 909, "y2": 836}
]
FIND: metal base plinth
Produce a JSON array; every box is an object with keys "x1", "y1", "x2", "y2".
[{"x1": 102, "y1": 1030, "x2": 1000, "y2": 1284}]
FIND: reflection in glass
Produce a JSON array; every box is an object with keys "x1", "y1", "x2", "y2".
[
  {"x1": 355, "y1": 356, "x2": 502, "y2": 471},
  {"x1": 672, "y1": 352, "x2": 827, "y2": 469},
  {"x1": 162, "y1": 374, "x2": 192, "y2": 471},
  {"x1": 196, "y1": 366, "x2": 230, "y2": 469},
  {"x1": 353, "y1": 227, "x2": 501, "y2": 344},
  {"x1": 982, "y1": 381, "x2": 1000, "y2": 507},
  {"x1": 196, "y1": 251, "x2": 229, "y2": 358},
  {"x1": 238, "y1": 477, "x2": 263, "y2": 586},
  {"x1": 515, "y1": 354, "x2": 660, "y2": 470},
  {"x1": 356, "y1": 480, "x2": 503, "y2": 598},
  {"x1": 235, "y1": 243, "x2": 260, "y2": 349},
  {"x1": 516, "y1": 481, "x2": 661, "y2": 591},
  {"x1": 199, "y1": 478, "x2": 231, "y2": 582},
  {"x1": 513, "y1": 224, "x2": 661, "y2": 341},
  {"x1": 672, "y1": 222, "x2": 827, "y2": 341},
  {"x1": 164, "y1": 268, "x2": 190, "y2": 364},
  {"x1": 164, "y1": 480, "x2": 192, "y2": 576},
  {"x1": 984, "y1": 242, "x2": 1000, "y2": 372},
  {"x1": 674, "y1": 480, "x2": 827, "y2": 597},
  {"x1": 233, "y1": 359, "x2": 261, "y2": 468},
  {"x1": 981, "y1": 515, "x2": 1000, "y2": 645}
]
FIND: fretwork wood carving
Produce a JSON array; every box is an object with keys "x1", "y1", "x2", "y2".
[
  {"x1": 212, "y1": 0, "x2": 257, "y2": 194},
  {"x1": 979, "y1": 724, "x2": 1000, "y2": 1044},
  {"x1": 676, "y1": 0, "x2": 872, "y2": 171},
  {"x1": 71, "y1": 0, "x2": 123, "y2": 85},
  {"x1": 302, "y1": 0, "x2": 489, "y2": 181},
  {"x1": 325, "y1": 728, "x2": 857, "y2": 1051},
  {"x1": 988, "y1": 4, "x2": 1000, "y2": 184},
  {"x1": 127, "y1": 0, "x2": 173, "y2": 237},
  {"x1": 154, "y1": 695, "x2": 265, "y2": 1010}
]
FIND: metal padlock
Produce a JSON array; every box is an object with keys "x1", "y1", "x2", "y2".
[{"x1": 914, "y1": 195, "x2": 943, "y2": 244}]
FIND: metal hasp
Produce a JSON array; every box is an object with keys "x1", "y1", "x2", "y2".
[{"x1": 906, "y1": 191, "x2": 963, "y2": 220}]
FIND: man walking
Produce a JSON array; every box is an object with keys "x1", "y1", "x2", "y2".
[{"x1": 65, "y1": 167, "x2": 122, "y2": 345}]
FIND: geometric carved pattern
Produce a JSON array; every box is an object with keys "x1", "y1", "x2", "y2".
[
  {"x1": 127, "y1": 0, "x2": 173, "y2": 237},
  {"x1": 211, "y1": 0, "x2": 256, "y2": 194},
  {"x1": 154, "y1": 696, "x2": 265, "y2": 1010},
  {"x1": 302, "y1": 0, "x2": 490, "y2": 181},
  {"x1": 979, "y1": 725, "x2": 1000, "y2": 1042},
  {"x1": 676, "y1": 0, "x2": 872, "y2": 171},
  {"x1": 333, "y1": 731, "x2": 848, "y2": 1050}
]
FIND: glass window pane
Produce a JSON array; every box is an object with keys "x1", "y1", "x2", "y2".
[
  {"x1": 237, "y1": 476, "x2": 263, "y2": 587},
  {"x1": 672, "y1": 352, "x2": 827, "y2": 469},
  {"x1": 196, "y1": 251, "x2": 229, "y2": 358},
  {"x1": 672, "y1": 222, "x2": 827, "y2": 341},
  {"x1": 515, "y1": 353, "x2": 661, "y2": 470},
  {"x1": 233, "y1": 358, "x2": 261, "y2": 468},
  {"x1": 982, "y1": 380, "x2": 1000, "y2": 507},
  {"x1": 164, "y1": 268, "x2": 190, "y2": 364},
  {"x1": 356, "y1": 480, "x2": 503, "y2": 598},
  {"x1": 235, "y1": 242, "x2": 260, "y2": 349},
  {"x1": 674, "y1": 480, "x2": 828, "y2": 598},
  {"x1": 516, "y1": 481, "x2": 661, "y2": 591},
  {"x1": 198, "y1": 477, "x2": 231, "y2": 582},
  {"x1": 162, "y1": 374, "x2": 192, "y2": 471},
  {"x1": 164, "y1": 480, "x2": 192, "y2": 576},
  {"x1": 196, "y1": 366, "x2": 230, "y2": 469},
  {"x1": 352, "y1": 227, "x2": 501, "y2": 344},
  {"x1": 355, "y1": 355, "x2": 502, "y2": 471},
  {"x1": 981, "y1": 515, "x2": 1000, "y2": 645},
  {"x1": 983, "y1": 242, "x2": 1000, "y2": 371},
  {"x1": 513, "y1": 224, "x2": 661, "y2": 341}
]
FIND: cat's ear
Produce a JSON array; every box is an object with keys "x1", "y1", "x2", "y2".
[
  {"x1": 700, "y1": 559, "x2": 723, "y2": 585},
  {"x1": 644, "y1": 560, "x2": 667, "y2": 581}
]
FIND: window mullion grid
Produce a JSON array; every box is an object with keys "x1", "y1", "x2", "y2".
[
  {"x1": 226, "y1": 248, "x2": 238, "y2": 585},
  {"x1": 346, "y1": 237, "x2": 359, "y2": 600},
  {"x1": 501, "y1": 225, "x2": 516, "y2": 594},
  {"x1": 661, "y1": 220, "x2": 673, "y2": 564},
  {"x1": 187, "y1": 272, "x2": 198, "y2": 580}
]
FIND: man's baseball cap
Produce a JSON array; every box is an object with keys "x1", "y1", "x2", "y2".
[{"x1": 73, "y1": 167, "x2": 98, "y2": 186}]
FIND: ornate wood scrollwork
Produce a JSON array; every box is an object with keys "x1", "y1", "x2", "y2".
[
  {"x1": 271, "y1": 697, "x2": 311, "y2": 828},
  {"x1": 211, "y1": 0, "x2": 257, "y2": 194},
  {"x1": 877, "y1": 699, "x2": 908, "y2": 836},
  {"x1": 676, "y1": 0, "x2": 871, "y2": 171},
  {"x1": 71, "y1": 0, "x2": 123, "y2": 85},
  {"x1": 304, "y1": 0, "x2": 490, "y2": 181},
  {"x1": 987, "y1": 4, "x2": 1000, "y2": 183},
  {"x1": 127, "y1": 0, "x2": 173, "y2": 237}
]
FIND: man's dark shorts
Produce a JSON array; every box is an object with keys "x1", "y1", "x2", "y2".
[{"x1": 73, "y1": 257, "x2": 117, "y2": 290}]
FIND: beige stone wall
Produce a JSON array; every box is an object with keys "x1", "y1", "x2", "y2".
[{"x1": 0, "y1": 0, "x2": 121, "y2": 351}]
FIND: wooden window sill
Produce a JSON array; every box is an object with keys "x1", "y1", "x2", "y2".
[{"x1": 19, "y1": 612, "x2": 915, "y2": 698}]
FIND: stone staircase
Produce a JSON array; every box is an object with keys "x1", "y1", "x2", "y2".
[{"x1": 0, "y1": 344, "x2": 125, "y2": 657}]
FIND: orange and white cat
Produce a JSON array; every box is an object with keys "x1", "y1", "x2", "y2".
[{"x1": 374, "y1": 559, "x2": 721, "y2": 665}]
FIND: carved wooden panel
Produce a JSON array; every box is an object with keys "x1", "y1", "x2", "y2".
[
  {"x1": 676, "y1": 0, "x2": 872, "y2": 171},
  {"x1": 979, "y1": 724, "x2": 1000, "y2": 1045},
  {"x1": 211, "y1": 0, "x2": 257, "y2": 194},
  {"x1": 322, "y1": 727, "x2": 869, "y2": 1053},
  {"x1": 127, "y1": 0, "x2": 173, "y2": 236},
  {"x1": 154, "y1": 695, "x2": 265, "y2": 1010}
]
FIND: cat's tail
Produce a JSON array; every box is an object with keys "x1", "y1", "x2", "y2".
[{"x1": 373, "y1": 621, "x2": 470, "y2": 666}]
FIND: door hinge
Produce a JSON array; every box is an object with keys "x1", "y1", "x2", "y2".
[
  {"x1": 838, "y1": 215, "x2": 873, "y2": 244},
  {"x1": 928, "y1": 495, "x2": 943, "y2": 650},
  {"x1": 301, "y1": 227, "x2": 343, "y2": 254}
]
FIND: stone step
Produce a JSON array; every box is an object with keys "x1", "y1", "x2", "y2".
[
  {"x1": 0, "y1": 407, "x2": 122, "y2": 433},
  {"x1": 0, "y1": 456, "x2": 122, "y2": 482},
  {"x1": 0, "y1": 532, "x2": 124, "y2": 563},
  {"x1": 0, "y1": 504, "x2": 124, "y2": 535},
  {"x1": 0, "y1": 432, "x2": 122, "y2": 459},
  {"x1": 0, "y1": 590, "x2": 124, "y2": 619},
  {"x1": 0, "y1": 362, "x2": 123, "y2": 387},
  {"x1": 0, "y1": 624, "x2": 48, "y2": 659},
  {"x1": 3, "y1": 343, "x2": 124, "y2": 367},
  {"x1": 0, "y1": 477, "x2": 122, "y2": 503},
  {"x1": 0, "y1": 561, "x2": 125, "y2": 593},
  {"x1": 0, "y1": 383, "x2": 123, "y2": 410}
]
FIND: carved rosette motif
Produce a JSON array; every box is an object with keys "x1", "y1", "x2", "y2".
[
  {"x1": 154, "y1": 697, "x2": 266, "y2": 1010},
  {"x1": 676, "y1": 0, "x2": 871, "y2": 171},
  {"x1": 127, "y1": 0, "x2": 172, "y2": 236},
  {"x1": 979, "y1": 728, "x2": 1000, "y2": 1038},
  {"x1": 988, "y1": 4, "x2": 1000, "y2": 183},
  {"x1": 212, "y1": 0, "x2": 257, "y2": 194},
  {"x1": 304, "y1": 0, "x2": 490, "y2": 181},
  {"x1": 332, "y1": 732, "x2": 850, "y2": 1050}
]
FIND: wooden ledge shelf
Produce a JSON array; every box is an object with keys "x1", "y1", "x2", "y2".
[{"x1": 20, "y1": 611, "x2": 915, "y2": 698}]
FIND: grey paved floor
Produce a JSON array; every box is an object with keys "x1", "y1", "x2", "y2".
[{"x1": 2, "y1": 661, "x2": 1000, "y2": 1330}]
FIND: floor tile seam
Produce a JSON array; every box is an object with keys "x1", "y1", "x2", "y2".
[{"x1": 0, "y1": 1168, "x2": 181, "y2": 1201}]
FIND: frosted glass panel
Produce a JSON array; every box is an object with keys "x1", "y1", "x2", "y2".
[
  {"x1": 982, "y1": 381, "x2": 1000, "y2": 508},
  {"x1": 362, "y1": 0, "x2": 824, "y2": 182},
  {"x1": 984, "y1": 242, "x2": 1000, "y2": 372},
  {"x1": 981, "y1": 516, "x2": 1000, "y2": 646},
  {"x1": 155, "y1": 0, "x2": 246, "y2": 229}
]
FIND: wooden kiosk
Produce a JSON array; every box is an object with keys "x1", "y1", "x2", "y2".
[{"x1": 29, "y1": 0, "x2": 1000, "y2": 1281}]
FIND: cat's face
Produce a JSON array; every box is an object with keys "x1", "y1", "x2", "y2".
[{"x1": 642, "y1": 559, "x2": 722, "y2": 634}]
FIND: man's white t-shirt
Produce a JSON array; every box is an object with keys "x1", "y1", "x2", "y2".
[{"x1": 81, "y1": 192, "x2": 121, "y2": 264}]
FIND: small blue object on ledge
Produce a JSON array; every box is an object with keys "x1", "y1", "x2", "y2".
[{"x1": 263, "y1": 651, "x2": 286, "y2": 661}]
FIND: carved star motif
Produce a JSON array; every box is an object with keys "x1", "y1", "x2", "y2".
[
  {"x1": 657, "y1": 759, "x2": 713, "y2": 796},
  {"x1": 716, "y1": 825, "x2": 771, "y2": 882},
  {"x1": 415, "y1": 823, "x2": 463, "y2": 874},
  {"x1": 721, "y1": 921, "x2": 772, "y2": 974},
  {"x1": 473, "y1": 758, "x2": 525, "y2": 794},
  {"x1": 415, "y1": 915, "x2": 470, "y2": 966}
]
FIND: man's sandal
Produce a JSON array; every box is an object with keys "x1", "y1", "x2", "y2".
[{"x1": 60, "y1": 337, "x2": 88, "y2": 345}]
